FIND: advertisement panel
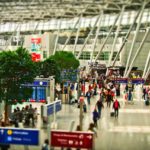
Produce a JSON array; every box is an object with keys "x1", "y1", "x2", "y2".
[
  {"x1": 31, "y1": 37, "x2": 42, "y2": 62},
  {"x1": 31, "y1": 37, "x2": 41, "y2": 52}
]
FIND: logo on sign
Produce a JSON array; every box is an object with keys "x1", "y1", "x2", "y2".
[
  {"x1": 7, "y1": 136, "x2": 12, "y2": 141},
  {"x1": 7, "y1": 130, "x2": 13, "y2": 135}
]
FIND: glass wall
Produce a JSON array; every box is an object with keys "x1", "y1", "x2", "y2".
[{"x1": 75, "y1": 51, "x2": 120, "y2": 61}]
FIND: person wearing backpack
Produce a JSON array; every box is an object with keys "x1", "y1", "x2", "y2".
[
  {"x1": 86, "y1": 90, "x2": 92, "y2": 105},
  {"x1": 96, "y1": 99, "x2": 104, "y2": 119},
  {"x1": 92, "y1": 108, "x2": 99, "y2": 127},
  {"x1": 41, "y1": 139, "x2": 49, "y2": 150},
  {"x1": 113, "y1": 99, "x2": 120, "y2": 118}
]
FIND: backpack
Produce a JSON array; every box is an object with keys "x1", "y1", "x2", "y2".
[
  {"x1": 93, "y1": 110, "x2": 99, "y2": 119},
  {"x1": 41, "y1": 144, "x2": 48, "y2": 150}
]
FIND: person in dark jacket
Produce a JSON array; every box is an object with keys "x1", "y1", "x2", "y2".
[
  {"x1": 96, "y1": 99, "x2": 104, "y2": 119},
  {"x1": 106, "y1": 89, "x2": 113, "y2": 108},
  {"x1": 92, "y1": 108, "x2": 99, "y2": 127},
  {"x1": 86, "y1": 90, "x2": 92, "y2": 105}
]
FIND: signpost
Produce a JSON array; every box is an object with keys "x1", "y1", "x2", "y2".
[
  {"x1": 43, "y1": 100, "x2": 62, "y2": 149},
  {"x1": 55, "y1": 101, "x2": 61, "y2": 112},
  {"x1": 79, "y1": 96, "x2": 84, "y2": 131},
  {"x1": 50, "y1": 77, "x2": 55, "y2": 102},
  {"x1": 0, "y1": 128, "x2": 39, "y2": 146},
  {"x1": 51, "y1": 130, "x2": 94, "y2": 149},
  {"x1": 43, "y1": 100, "x2": 62, "y2": 117}
]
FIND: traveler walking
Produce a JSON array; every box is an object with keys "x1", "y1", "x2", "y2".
[
  {"x1": 113, "y1": 99, "x2": 120, "y2": 118},
  {"x1": 86, "y1": 90, "x2": 92, "y2": 105},
  {"x1": 41, "y1": 139, "x2": 49, "y2": 150},
  {"x1": 96, "y1": 99, "x2": 104, "y2": 119},
  {"x1": 92, "y1": 108, "x2": 99, "y2": 127}
]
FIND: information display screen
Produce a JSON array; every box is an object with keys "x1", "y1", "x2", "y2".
[{"x1": 30, "y1": 86, "x2": 46, "y2": 102}]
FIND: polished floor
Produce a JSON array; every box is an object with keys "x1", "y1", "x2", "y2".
[{"x1": 7, "y1": 84, "x2": 150, "y2": 150}]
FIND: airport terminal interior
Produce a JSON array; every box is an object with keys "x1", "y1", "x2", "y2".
[{"x1": 0, "y1": 0, "x2": 150, "y2": 150}]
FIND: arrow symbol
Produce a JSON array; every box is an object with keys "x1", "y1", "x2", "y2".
[
  {"x1": 0, "y1": 130, "x2": 4, "y2": 135},
  {"x1": 87, "y1": 135, "x2": 92, "y2": 139}
]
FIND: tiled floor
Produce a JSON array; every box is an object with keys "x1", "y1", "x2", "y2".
[{"x1": 5, "y1": 85, "x2": 150, "y2": 150}]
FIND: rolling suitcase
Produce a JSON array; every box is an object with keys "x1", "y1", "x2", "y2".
[
  {"x1": 145, "y1": 100, "x2": 149, "y2": 106},
  {"x1": 110, "y1": 112, "x2": 115, "y2": 117},
  {"x1": 83, "y1": 104, "x2": 87, "y2": 113}
]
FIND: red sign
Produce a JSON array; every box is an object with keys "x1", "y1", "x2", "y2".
[
  {"x1": 51, "y1": 130, "x2": 94, "y2": 149},
  {"x1": 31, "y1": 53, "x2": 41, "y2": 62},
  {"x1": 31, "y1": 38, "x2": 41, "y2": 44}
]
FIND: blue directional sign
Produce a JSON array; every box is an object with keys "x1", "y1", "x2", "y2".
[
  {"x1": 43, "y1": 100, "x2": 62, "y2": 117},
  {"x1": 132, "y1": 78, "x2": 145, "y2": 84},
  {"x1": 0, "y1": 128, "x2": 39, "y2": 146},
  {"x1": 61, "y1": 69, "x2": 78, "y2": 82},
  {"x1": 47, "y1": 103, "x2": 54, "y2": 116},
  {"x1": 55, "y1": 101, "x2": 61, "y2": 112}
]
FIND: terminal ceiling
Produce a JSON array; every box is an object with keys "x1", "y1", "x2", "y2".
[{"x1": 0, "y1": 0, "x2": 150, "y2": 23}]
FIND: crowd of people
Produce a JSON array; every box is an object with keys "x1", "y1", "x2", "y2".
[
  {"x1": 10, "y1": 104, "x2": 38, "y2": 127},
  {"x1": 77, "y1": 72, "x2": 149, "y2": 132},
  {"x1": 0, "y1": 66, "x2": 149, "y2": 150}
]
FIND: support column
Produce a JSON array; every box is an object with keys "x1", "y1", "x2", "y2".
[
  {"x1": 124, "y1": 2, "x2": 146, "y2": 77},
  {"x1": 112, "y1": 9, "x2": 141, "y2": 67},
  {"x1": 5, "y1": 23, "x2": 20, "y2": 50},
  {"x1": 90, "y1": 10, "x2": 103, "y2": 61},
  {"x1": 144, "y1": 65, "x2": 150, "y2": 80},
  {"x1": 53, "y1": 20, "x2": 61, "y2": 55},
  {"x1": 33, "y1": 21, "x2": 40, "y2": 33},
  {"x1": 108, "y1": 6, "x2": 125, "y2": 67},
  {"x1": 16, "y1": 28, "x2": 21, "y2": 47},
  {"x1": 73, "y1": 15, "x2": 82, "y2": 54},
  {"x1": 94, "y1": 12, "x2": 120, "y2": 61},
  {"x1": 125, "y1": 28, "x2": 150, "y2": 77},
  {"x1": 142, "y1": 51, "x2": 150, "y2": 78},
  {"x1": 77, "y1": 14, "x2": 101, "y2": 59},
  {"x1": 50, "y1": 76, "x2": 55, "y2": 102},
  {"x1": 62, "y1": 16, "x2": 81, "y2": 51}
]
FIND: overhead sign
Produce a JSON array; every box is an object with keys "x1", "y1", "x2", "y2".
[
  {"x1": 112, "y1": 78, "x2": 128, "y2": 84},
  {"x1": 61, "y1": 69, "x2": 78, "y2": 82},
  {"x1": 132, "y1": 78, "x2": 145, "y2": 84},
  {"x1": 0, "y1": 128, "x2": 39, "y2": 146},
  {"x1": 51, "y1": 130, "x2": 94, "y2": 149},
  {"x1": 21, "y1": 80, "x2": 49, "y2": 87},
  {"x1": 110, "y1": 78, "x2": 145, "y2": 84}
]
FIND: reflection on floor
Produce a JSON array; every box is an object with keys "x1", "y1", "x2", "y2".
[{"x1": 10, "y1": 85, "x2": 150, "y2": 150}]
